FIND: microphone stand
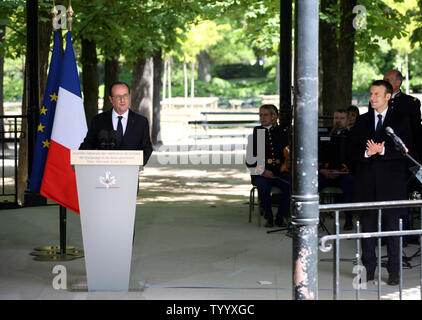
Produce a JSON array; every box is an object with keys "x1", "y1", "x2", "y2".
[{"x1": 394, "y1": 143, "x2": 422, "y2": 264}]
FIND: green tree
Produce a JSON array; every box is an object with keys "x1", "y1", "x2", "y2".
[{"x1": 320, "y1": 0, "x2": 409, "y2": 116}]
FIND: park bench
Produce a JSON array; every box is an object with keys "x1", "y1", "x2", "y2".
[{"x1": 188, "y1": 111, "x2": 260, "y2": 139}]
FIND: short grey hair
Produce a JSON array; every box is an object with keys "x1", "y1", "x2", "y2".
[{"x1": 260, "y1": 104, "x2": 278, "y2": 117}]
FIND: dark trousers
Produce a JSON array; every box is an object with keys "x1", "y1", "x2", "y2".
[
  {"x1": 360, "y1": 210, "x2": 401, "y2": 276},
  {"x1": 254, "y1": 172, "x2": 291, "y2": 221}
]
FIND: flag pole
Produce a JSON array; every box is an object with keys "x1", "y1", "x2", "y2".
[
  {"x1": 31, "y1": 1, "x2": 83, "y2": 262},
  {"x1": 57, "y1": 0, "x2": 73, "y2": 259}
]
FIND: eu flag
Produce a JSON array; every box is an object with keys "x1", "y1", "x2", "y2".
[{"x1": 29, "y1": 31, "x2": 63, "y2": 192}]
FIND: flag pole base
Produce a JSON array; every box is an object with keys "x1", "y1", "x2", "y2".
[{"x1": 30, "y1": 245, "x2": 84, "y2": 261}]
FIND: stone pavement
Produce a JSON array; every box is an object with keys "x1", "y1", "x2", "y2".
[
  {"x1": 1, "y1": 120, "x2": 422, "y2": 301},
  {"x1": 1, "y1": 146, "x2": 421, "y2": 301}
]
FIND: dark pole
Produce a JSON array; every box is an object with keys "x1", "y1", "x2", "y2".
[
  {"x1": 60, "y1": 205, "x2": 67, "y2": 255},
  {"x1": 24, "y1": 0, "x2": 46, "y2": 206},
  {"x1": 292, "y1": 0, "x2": 319, "y2": 300},
  {"x1": 279, "y1": 0, "x2": 292, "y2": 132},
  {"x1": 26, "y1": 0, "x2": 39, "y2": 178}
]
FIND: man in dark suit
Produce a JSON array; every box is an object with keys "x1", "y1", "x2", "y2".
[
  {"x1": 246, "y1": 104, "x2": 290, "y2": 228},
  {"x1": 319, "y1": 109, "x2": 355, "y2": 230},
  {"x1": 383, "y1": 70, "x2": 421, "y2": 161},
  {"x1": 79, "y1": 81, "x2": 153, "y2": 165},
  {"x1": 384, "y1": 70, "x2": 421, "y2": 244},
  {"x1": 349, "y1": 80, "x2": 412, "y2": 286}
]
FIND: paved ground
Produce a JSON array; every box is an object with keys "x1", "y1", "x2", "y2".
[
  {"x1": 1, "y1": 124, "x2": 422, "y2": 301},
  {"x1": 1, "y1": 146, "x2": 422, "y2": 301}
]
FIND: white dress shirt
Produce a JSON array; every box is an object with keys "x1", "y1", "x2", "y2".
[
  {"x1": 365, "y1": 107, "x2": 388, "y2": 157},
  {"x1": 112, "y1": 109, "x2": 129, "y2": 135}
]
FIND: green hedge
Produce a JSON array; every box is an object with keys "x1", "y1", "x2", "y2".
[{"x1": 212, "y1": 63, "x2": 270, "y2": 79}]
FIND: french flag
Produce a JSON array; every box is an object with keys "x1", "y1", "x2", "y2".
[{"x1": 40, "y1": 32, "x2": 87, "y2": 214}]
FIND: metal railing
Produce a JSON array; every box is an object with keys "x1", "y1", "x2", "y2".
[
  {"x1": 319, "y1": 199, "x2": 422, "y2": 300},
  {"x1": 1, "y1": 115, "x2": 25, "y2": 208}
]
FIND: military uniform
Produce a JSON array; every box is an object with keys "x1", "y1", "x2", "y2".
[
  {"x1": 246, "y1": 125, "x2": 290, "y2": 226},
  {"x1": 390, "y1": 90, "x2": 421, "y2": 160}
]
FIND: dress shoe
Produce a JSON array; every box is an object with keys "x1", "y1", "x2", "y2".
[
  {"x1": 274, "y1": 217, "x2": 287, "y2": 227},
  {"x1": 387, "y1": 273, "x2": 399, "y2": 286},
  {"x1": 363, "y1": 272, "x2": 386, "y2": 285},
  {"x1": 264, "y1": 219, "x2": 274, "y2": 228}
]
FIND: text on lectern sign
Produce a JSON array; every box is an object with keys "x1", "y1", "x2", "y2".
[{"x1": 70, "y1": 150, "x2": 143, "y2": 166}]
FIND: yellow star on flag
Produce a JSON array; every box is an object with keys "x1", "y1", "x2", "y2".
[
  {"x1": 40, "y1": 106, "x2": 48, "y2": 116},
  {"x1": 37, "y1": 123, "x2": 45, "y2": 132},
  {"x1": 42, "y1": 139, "x2": 50, "y2": 148},
  {"x1": 50, "y1": 92, "x2": 58, "y2": 102}
]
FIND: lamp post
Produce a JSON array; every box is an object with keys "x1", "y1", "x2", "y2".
[{"x1": 291, "y1": 0, "x2": 320, "y2": 300}]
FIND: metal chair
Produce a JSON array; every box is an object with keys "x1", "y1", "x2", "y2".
[
  {"x1": 319, "y1": 186, "x2": 343, "y2": 234},
  {"x1": 249, "y1": 184, "x2": 283, "y2": 227}
]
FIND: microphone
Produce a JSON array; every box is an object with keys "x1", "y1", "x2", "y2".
[
  {"x1": 109, "y1": 130, "x2": 117, "y2": 150},
  {"x1": 98, "y1": 130, "x2": 109, "y2": 150},
  {"x1": 385, "y1": 127, "x2": 409, "y2": 153}
]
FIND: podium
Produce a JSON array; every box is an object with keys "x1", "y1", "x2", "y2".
[{"x1": 71, "y1": 150, "x2": 143, "y2": 291}]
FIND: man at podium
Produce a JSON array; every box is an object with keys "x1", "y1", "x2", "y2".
[{"x1": 79, "y1": 81, "x2": 152, "y2": 165}]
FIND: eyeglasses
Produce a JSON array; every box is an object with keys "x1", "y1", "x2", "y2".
[{"x1": 112, "y1": 94, "x2": 130, "y2": 100}]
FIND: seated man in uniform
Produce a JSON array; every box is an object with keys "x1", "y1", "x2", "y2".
[
  {"x1": 246, "y1": 104, "x2": 291, "y2": 228},
  {"x1": 319, "y1": 109, "x2": 355, "y2": 230}
]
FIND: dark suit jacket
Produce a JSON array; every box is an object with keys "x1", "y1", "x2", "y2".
[
  {"x1": 246, "y1": 125, "x2": 289, "y2": 173},
  {"x1": 348, "y1": 108, "x2": 412, "y2": 204},
  {"x1": 368, "y1": 91, "x2": 421, "y2": 160},
  {"x1": 79, "y1": 108, "x2": 153, "y2": 165}
]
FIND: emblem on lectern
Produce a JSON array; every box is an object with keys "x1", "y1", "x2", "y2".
[{"x1": 99, "y1": 171, "x2": 116, "y2": 189}]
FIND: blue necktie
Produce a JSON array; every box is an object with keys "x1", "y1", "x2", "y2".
[{"x1": 117, "y1": 116, "x2": 123, "y2": 146}]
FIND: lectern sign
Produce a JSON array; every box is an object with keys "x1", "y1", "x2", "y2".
[
  {"x1": 71, "y1": 150, "x2": 143, "y2": 291},
  {"x1": 71, "y1": 150, "x2": 142, "y2": 165}
]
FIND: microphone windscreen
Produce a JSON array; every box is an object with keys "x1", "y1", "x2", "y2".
[
  {"x1": 99, "y1": 130, "x2": 109, "y2": 140},
  {"x1": 109, "y1": 130, "x2": 117, "y2": 141},
  {"x1": 385, "y1": 126, "x2": 394, "y2": 135}
]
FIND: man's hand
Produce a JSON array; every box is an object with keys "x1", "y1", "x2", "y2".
[{"x1": 366, "y1": 140, "x2": 385, "y2": 157}]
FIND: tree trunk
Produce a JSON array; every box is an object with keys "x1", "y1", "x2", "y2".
[
  {"x1": 405, "y1": 51, "x2": 409, "y2": 94},
  {"x1": 183, "y1": 59, "x2": 188, "y2": 107},
  {"x1": 162, "y1": 57, "x2": 167, "y2": 101},
  {"x1": 168, "y1": 57, "x2": 172, "y2": 101},
  {"x1": 132, "y1": 56, "x2": 153, "y2": 135},
  {"x1": 276, "y1": 55, "x2": 280, "y2": 95},
  {"x1": 152, "y1": 49, "x2": 163, "y2": 147},
  {"x1": 103, "y1": 49, "x2": 119, "y2": 111},
  {"x1": 191, "y1": 61, "x2": 195, "y2": 98},
  {"x1": 336, "y1": 0, "x2": 357, "y2": 111},
  {"x1": 17, "y1": 62, "x2": 28, "y2": 205},
  {"x1": 197, "y1": 50, "x2": 211, "y2": 83},
  {"x1": 320, "y1": 0, "x2": 338, "y2": 117},
  {"x1": 81, "y1": 38, "x2": 99, "y2": 125},
  {"x1": 38, "y1": 10, "x2": 52, "y2": 107},
  {"x1": 0, "y1": 25, "x2": 6, "y2": 150}
]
